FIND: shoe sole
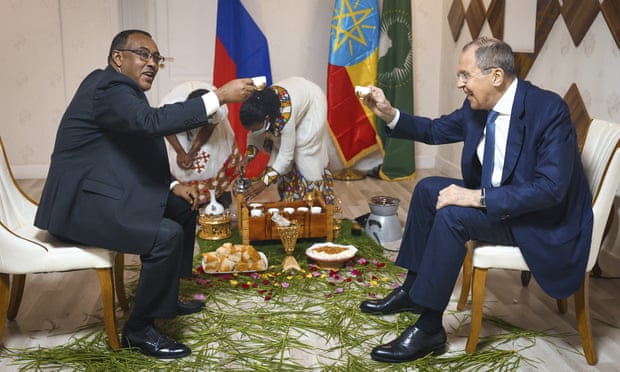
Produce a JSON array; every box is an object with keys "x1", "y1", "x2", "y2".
[
  {"x1": 370, "y1": 343, "x2": 447, "y2": 363},
  {"x1": 122, "y1": 340, "x2": 192, "y2": 359}
]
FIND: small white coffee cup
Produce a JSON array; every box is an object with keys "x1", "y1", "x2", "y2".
[
  {"x1": 252, "y1": 76, "x2": 267, "y2": 91},
  {"x1": 355, "y1": 85, "x2": 370, "y2": 98},
  {"x1": 267, "y1": 208, "x2": 280, "y2": 215},
  {"x1": 297, "y1": 206, "x2": 309, "y2": 213},
  {"x1": 283, "y1": 207, "x2": 295, "y2": 214},
  {"x1": 311, "y1": 206, "x2": 322, "y2": 214},
  {"x1": 250, "y1": 209, "x2": 264, "y2": 217}
]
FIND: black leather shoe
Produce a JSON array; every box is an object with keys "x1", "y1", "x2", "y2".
[
  {"x1": 371, "y1": 325, "x2": 447, "y2": 363},
  {"x1": 360, "y1": 287, "x2": 422, "y2": 315},
  {"x1": 122, "y1": 324, "x2": 191, "y2": 359},
  {"x1": 177, "y1": 298, "x2": 205, "y2": 316}
]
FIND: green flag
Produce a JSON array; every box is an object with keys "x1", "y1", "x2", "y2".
[{"x1": 376, "y1": 0, "x2": 415, "y2": 180}]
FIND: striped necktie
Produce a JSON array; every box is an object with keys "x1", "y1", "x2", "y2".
[{"x1": 481, "y1": 110, "x2": 499, "y2": 188}]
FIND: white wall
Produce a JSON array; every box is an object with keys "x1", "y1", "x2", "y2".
[{"x1": 0, "y1": 0, "x2": 119, "y2": 178}]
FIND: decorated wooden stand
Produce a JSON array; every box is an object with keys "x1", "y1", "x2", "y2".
[{"x1": 236, "y1": 191, "x2": 334, "y2": 245}]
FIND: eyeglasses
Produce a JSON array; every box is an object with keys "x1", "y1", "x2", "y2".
[
  {"x1": 456, "y1": 67, "x2": 495, "y2": 83},
  {"x1": 116, "y1": 48, "x2": 165, "y2": 65}
]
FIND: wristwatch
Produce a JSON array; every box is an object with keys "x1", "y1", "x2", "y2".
[{"x1": 480, "y1": 188, "x2": 486, "y2": 208}]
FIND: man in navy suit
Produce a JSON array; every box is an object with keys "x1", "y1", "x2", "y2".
[
  {"x1": 359, "y1": 37, "x2": 593, "y2": 363},
  {"x1": 35, "y1": 29, "x2": 256, "y2": 359}
]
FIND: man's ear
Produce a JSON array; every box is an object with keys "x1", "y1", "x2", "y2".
[
  {"x1": 110, "y1": 50, "x2": 122, "y2": 69},
  {"x1": 492, "y1": 68, "x2": 505, "y2": 87}
]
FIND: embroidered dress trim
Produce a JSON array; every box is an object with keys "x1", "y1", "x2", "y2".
[{"x1": 269, "y1": 85, "x2": 291, "y2": 137}]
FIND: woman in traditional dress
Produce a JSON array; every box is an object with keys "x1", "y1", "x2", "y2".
[
  {"x1": 239, "y1": 77, "x2": 334, "y2": 203},
  {"x1": 162, "y1": 81, "x2": 242, "y2": 206}
]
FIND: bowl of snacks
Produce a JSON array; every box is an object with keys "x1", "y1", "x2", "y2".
[{"x1": 305, "y1": 242, "x2": 358, "y2": 270}]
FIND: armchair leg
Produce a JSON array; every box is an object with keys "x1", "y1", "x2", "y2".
[
  {"x1": 97, "y1": 268, "x2": 120, "y2": 350},
  {"x1": 457, "y1": 244, "x2": 473, "y2": 311},
  {"x1": 520, "y1": 270, "x2": 531, "y2": 286},
  {"x1": 575, "y1": 274, "x2": 597, "y2": 365},
  {"x1": 0, "y1": 274, "x2": 9, "y2": 344},
  {"x1": 556, "y1": 298, "x2": 568, "y2": 314},
  {"x1": 7, "y1": 274, "x2": 25, "y2": 320},
  {"x1": 114, "y1": 253, "x2": 129, "y2": 311},
  {"x1": 466, "y1": 267, "x2": 488, "y2": 353}
]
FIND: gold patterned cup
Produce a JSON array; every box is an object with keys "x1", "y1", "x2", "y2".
[{"x1": 277, "y1": 224, "x2": 300, "y2": 271}]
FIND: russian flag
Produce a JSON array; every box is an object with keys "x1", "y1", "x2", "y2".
[
  {"x1": 214, "y1": 0, "x2": 272, "y2": 177},
  {"x1": 327, "y1": 0, "x2": 380, "y2": 167}
]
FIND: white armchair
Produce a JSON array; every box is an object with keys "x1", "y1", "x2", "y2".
[
  {"x1": 0, "y1": 137, "x2": 127, "y2": 350},
  {"x1": 460, "y1": 119, "x2": 620, "y2": 365}
]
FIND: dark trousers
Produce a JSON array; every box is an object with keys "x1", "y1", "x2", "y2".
[
  {"x1": 130, "y1": 193, "x2": 197, "y2": 321},
  {"x1": 395, "y1": 176, "x2": 516, "y2": 312}
]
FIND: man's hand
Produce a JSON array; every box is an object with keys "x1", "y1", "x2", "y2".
[
  {"x1": 436, "y1": 184, "x2": 482, "y2": 210},
  {"x1": 176, "y1": 153, "x2": 193, "y2": 169},
  {"x1": 362, "y1": 86, "x2": 397, "y2": 123},
  {"x1": 214, "y1": 78, "x2": 255, "y2": 104},
  {"x1": 172, "y1": 183, "x2": 199, "y2": 211}
]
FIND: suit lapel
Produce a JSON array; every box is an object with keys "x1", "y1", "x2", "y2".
[{"x1": 501, "y1": 80, "x2": 527, "y2": 184}]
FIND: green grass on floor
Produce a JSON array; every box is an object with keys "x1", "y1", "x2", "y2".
[{"x1": 1, "y1": 220, "x2": 549, "y2": 371}]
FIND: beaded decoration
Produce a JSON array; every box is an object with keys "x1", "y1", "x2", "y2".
[{"x1": 269, "y1": 85, "x2": 291, "y2": 137}]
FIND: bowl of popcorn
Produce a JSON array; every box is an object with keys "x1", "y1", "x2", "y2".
[{"x1": 305, "y1": 242, "x2": 358, "y2": 270}]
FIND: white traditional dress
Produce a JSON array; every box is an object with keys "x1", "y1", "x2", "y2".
[
  {"x1": 246, "y1": 77, "x2": 334, "y2": 203},
  {"x1": 161, "y1": 81, "x2": 241, "y2": 205}
]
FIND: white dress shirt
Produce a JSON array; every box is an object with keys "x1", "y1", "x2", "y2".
[{"x1": 477, "y1": 78, "x2": 518, "y2": 187}]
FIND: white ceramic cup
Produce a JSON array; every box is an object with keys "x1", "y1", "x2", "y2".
[
  {"x1": 355, "y1": 85, "x2": 370, "y2": 98},
  {"x1": 311, "y1": 206, "x2": 322, "y2": 214},
  {"x1": 267, "y1": 208, "x2": 280, "y2": 215},
  {"x1": 252, "y1": 76, "x2": 267, "y2": 91},
  {"x1": 297, "y1": 206, "x2": 309, "y2": 213},
  {"x1": 283, "y1": 207, "x2": 295, "y2": 214},
  {"x1": 250, "y1": 209, "x2": 264, "y2": 217}
]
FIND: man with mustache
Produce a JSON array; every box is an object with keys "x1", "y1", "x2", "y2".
[{"x1": 35, "y1": 29, "x2": 255, "y2": 359}]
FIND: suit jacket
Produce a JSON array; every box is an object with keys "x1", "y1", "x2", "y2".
[
  {"x1": 35, "y1": 66, "x2": 210, "y2": 254},
  {"x1": 390, "y1": 79, "x2": 593, "y2": 299}
]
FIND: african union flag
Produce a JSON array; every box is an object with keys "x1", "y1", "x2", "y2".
[
  {"x1": 327, "y1": 0, "x2": 380, "y2": 168},
  {"x1": 376, "y1": 0, "x2": 415, "y2": 180}
]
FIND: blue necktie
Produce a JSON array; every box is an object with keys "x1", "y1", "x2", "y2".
[{"x1": 481, "y1": 110, "x2": 498, "y2": 188}]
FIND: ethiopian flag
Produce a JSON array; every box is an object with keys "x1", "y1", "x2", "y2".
[
  {"x1": 327, "y1": 0, "x2": 380, "y2": 167},
  {"x1": 376, "y1": 0, "x2": 415, "y2": 180}
]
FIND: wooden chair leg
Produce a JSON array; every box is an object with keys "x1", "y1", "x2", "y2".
[
  {"x1": 0, "y1": 273, "x2": 9, "y2": 344},
  {"x1": 575, "y1": 274, "x2": 597, "y2": 365},
  {"x1": 97, "y1": 268, "x2": 120, "y2": 350},
  {"x1": 7, "y1": 274, "x2": 25, "y2": 320},
  {"x1": 556, "y1": 298, "x2": 568, "y2": 314},
  {"x1": 466, "y1": 267, "x2": 488, "y2": 353},
  {"x1": 520, "y1": 270, "x2": 531, "y2": 286},
  {"x1": 114, "y1": 253, "x2": 129, "y2": 311},
  {"x1": 457, "y1": 244, "x2": 473, "y2": 311}
]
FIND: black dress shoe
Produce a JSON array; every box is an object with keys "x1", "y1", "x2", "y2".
[
  {"x1": 177, "y1": 298, "x2": 205, "y2": 316},
  {"x1": 371, "y1": 325, "x2": 447, "y2": 363},
  {"x1": 122, "y1": 324, "x2": 191, "y2": 359},
  {"x1": 360, "y1": 287, "x2": 422, "y2": 315}
]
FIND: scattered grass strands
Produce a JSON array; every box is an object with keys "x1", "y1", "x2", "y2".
[{"x1": 1, "y1": 220, "x2": 553, "y2": 370}]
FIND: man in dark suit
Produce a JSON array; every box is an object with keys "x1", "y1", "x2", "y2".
[
  {"x1": 358, "y1": 37, "x2": 593, "y2": 363},
  {"x1": 34, "y1": 29, "x2": 256, "y2": 359}
]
